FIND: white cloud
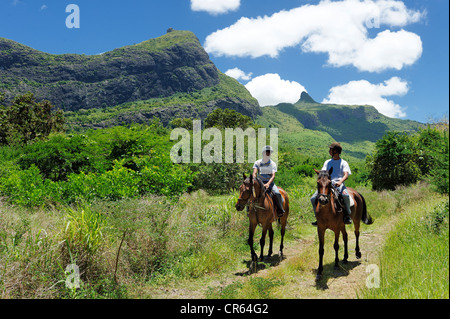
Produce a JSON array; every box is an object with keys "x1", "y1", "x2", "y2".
[
  {"x1": 190, "y1": 0, "x2": 240, "y2": 15},
  {"x1": 322, "y1": 77, "x2": 409, "y2": 118},
  {"x1": 225, "y1": 67, "x2": 253, "y2": 81},
  {"x1": 245, "y1": 73, "x2": 306, "y2": 107},
  {"x1": 204, "y1": 0, "x2": 424, "y2": 72},
  {"x1": 40, "y1": 4, "x2": 48, "y2": 10}
]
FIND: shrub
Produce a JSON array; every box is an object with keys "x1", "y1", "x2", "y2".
[
  {"x1": 18, "y1": 133, "x2": 93, "y2": 181},
  {"x1": 137, "y1": 152, "x2": 194, "y2": 196},
  {"x1": 367, "y1": 128, "x2": 449, "y2": 192}
]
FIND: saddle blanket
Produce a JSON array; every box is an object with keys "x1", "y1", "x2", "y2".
[{"x1": 335, "y1": 188, "x2": 355, "y2": 207}]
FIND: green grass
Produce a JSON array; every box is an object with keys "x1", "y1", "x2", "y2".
[
  {"x1": 0, "y1": 181, "x2": 448, "y2": 299},
  {"x1": 359, "y1": 198, "x2": 449, "y2": 298}
]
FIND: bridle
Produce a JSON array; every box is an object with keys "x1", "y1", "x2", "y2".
[
  {"x1": 236, "y1": 177, "x2": 266, "y2": 212},
  {"x1": 316, "y1": 173, "x2": 336, "y2": 214}
]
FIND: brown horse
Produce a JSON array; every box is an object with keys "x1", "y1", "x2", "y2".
[
  {"x1": 235, "y1": 174, "x2": 289, "y2": 262},
  {"x1": 314, "y1": 168, "x2": 373, "y2": 280}
]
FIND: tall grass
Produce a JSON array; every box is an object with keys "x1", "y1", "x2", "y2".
[
  {"x1": 360, "y1": 199, "x2": 449, "y2": 298},
  {"x1": 1, "y1": 182, "x2": 447, "y2": 299}
]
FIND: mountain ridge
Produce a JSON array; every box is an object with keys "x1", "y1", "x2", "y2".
[
  {"x1": 256, "y1": 93, "x2": 424, "y2": 160},
  {"x1": 0, "y1": 30, "x2": 261, "y2": 122}
]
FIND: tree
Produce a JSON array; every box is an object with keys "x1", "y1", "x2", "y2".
[
  {"x1": 204, "y1": 108, "x2": 253, "y2": 129},
  {"x1": 426, "y1": 122, "x2": 449, "y2": 194},
  {"x1": 169, "y1": 118, "x2": 193, "y2": 130},
  {"x1": 0, "y1": 93, "x2": 65, "y2": 145},
  {"x1": 366, "y1": 131, "x2": 421, "y2": 191},
  {"x1": 413, "y1": 126, "x2": 444, "y2": 176}
]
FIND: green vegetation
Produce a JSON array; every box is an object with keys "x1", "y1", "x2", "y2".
[
  {"x1": 359, "y1": 199, "x2": 448, "y2": 298},
  {"x1": 367, "y1": 126, "x2": 449, "y2": 193},
  {"x1": 256, "y1": 99, "x2": 424, "y2": 162},
  {"x1": 0, "y1": 122, "x2": 194, "y2": 207},
  {"x1": 0, "y1": 92, "x2": 65, "y2": 146},
  {"x1": 65, "y1": 72, "x2": 259, "y2": 130},
  {"x1": 0, "y1": 89, "x2": 447, "y2": 299}
]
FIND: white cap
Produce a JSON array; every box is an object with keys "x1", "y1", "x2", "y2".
[{"x1": 262, "y1": 145, "x2": 273, "y2": 153}]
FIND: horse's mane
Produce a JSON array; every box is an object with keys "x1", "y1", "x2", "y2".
[{"x1": 244, "y1": 176, "x2": 266, "y2": 199}]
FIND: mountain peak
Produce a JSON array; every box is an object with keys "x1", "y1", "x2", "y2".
[{"x1": 297, "y1": 91, "x2": 317, "y2": 104}]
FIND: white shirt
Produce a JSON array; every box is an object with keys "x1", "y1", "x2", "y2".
[
  {"x1": 322, "y1": 158, "x2": 351, "y2": 183},
  {"x1": 253, "y1": 159, "x2": 277, "y2": 182}
]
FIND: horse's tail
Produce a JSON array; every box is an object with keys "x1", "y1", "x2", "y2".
[{"x1": 359, "y1": 193, "x2": 374, "y2": 225}]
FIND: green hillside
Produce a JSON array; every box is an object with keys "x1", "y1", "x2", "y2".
[
  {"x1": 256, "y1": 92, "x2": 424, "y2": 161},
  {"x1": 65, "y1": 71, "x2": 259, "y2": 130}
]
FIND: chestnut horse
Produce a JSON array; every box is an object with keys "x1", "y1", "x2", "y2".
[
  {"x1": 314, "y1": 168, "x2": 373, "y2": 280},
  {"x1": 235, "y1": 174, "x2": 289, "y2": 262}
]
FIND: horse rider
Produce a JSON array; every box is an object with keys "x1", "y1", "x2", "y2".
[
  {"x1": 311, "y1": 142, "x2": 352, "y2": 225},
  {"x1": 252, "y1": 145, "x2": 285, "y2": 217}
]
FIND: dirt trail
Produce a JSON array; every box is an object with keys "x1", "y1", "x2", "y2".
[{"x1": 148, "y1": 216, "x2": 394, "y2": 299}]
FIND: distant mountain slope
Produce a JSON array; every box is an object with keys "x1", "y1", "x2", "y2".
[
  {"x1": 256, "y1": 93, "x2": 424, "y2": 161},
  {"x1": 0, "y1": 30, "x2": 261, "y2": 125}
]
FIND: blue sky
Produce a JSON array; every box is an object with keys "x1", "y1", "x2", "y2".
[{"x1": 0, "y1": 0, "x2": 448, "y2": 123}]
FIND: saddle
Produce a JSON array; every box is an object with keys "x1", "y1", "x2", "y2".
[
  {"x1": 267, "y1": 190, "x2": 284, "y2": 218},
  {"x1": 331, "y1": 187, "x2": 345, "y2": 214},
  {"x1": 331, "y1": 186, "x2": 355, "y2": 213}
]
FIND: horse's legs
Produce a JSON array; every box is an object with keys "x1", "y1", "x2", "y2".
[
  {"x1": 317, "y1": 226, "x2": 326, "y2": 279},
  {"x1": 333, "y1": 230, "x2": 340, "y2": 269},
  {"x1": 342, "y1": 226, "x2": 349, "y2": 263},
  {"x1": 259, "y1": 226, "x2": 268, "y2": 261},
  {"x1": 279, "y1": 218, "x2": 286, "y2": 257},
  {"x1": 248, "y1": 222, "x2": 258, "y2": 262},
  {"x1": 267, "y1": 224, "x2": 274, "y2": 257},
  {"x1": 354, "y1": 220, "x2": 361, "y2": 259}
]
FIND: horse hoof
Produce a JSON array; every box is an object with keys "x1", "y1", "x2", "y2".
[
  {"x1": 316, "y1": 273, "x2": 322, "y2": 281},
  {"x1": 356, "y1": 251, "x2": 362, "y2": 259},
  {"x1": 343, "y1": 259, "x2": 348, "y2": 264}
]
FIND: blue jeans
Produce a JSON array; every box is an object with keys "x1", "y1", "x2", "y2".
[{"x1": 264, "y1": 181, "x2": 284, "y2": 205}]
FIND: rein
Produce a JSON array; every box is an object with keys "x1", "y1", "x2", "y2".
[
  {"x1": 317, "y1": 179, "x2": 337, "y2": 215},
  {"x1": 249, "y1": 178, "x2": 266, "y2": 211},
  {"x1": 239, "y1": 177, "x2": 270, "y2": 213}
]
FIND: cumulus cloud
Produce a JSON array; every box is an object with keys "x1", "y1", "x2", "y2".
[
  {"x1": 190, "y1": 0, "x2": 240, "y2": 15},
  {"x1": 40, "y1": 4, "x2": 48, "y2": 10},
  {"x1": 322, "y1": 77, "x2": 409, "y2": 118},
  {"x1": 204, "y1": 0, "x2": 424, "y2": 72},
  {"x1": 225, "y1": 67, "x2": 253, "y2": 81},
  {"x1": 245, "y1": 73, "x2": 307, "y2": 107}
]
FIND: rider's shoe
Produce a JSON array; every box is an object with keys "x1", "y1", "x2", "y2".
[{"x1": 343, "y1": 216, "x2": 352, "y2": 224}]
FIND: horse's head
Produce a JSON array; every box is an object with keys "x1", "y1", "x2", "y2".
[
  {"x1": 235, "y1": 173, "x2": 263, "y2": 211},
  {"x1": 314, "y1": 167, "x2": 333, "y2": 206}
]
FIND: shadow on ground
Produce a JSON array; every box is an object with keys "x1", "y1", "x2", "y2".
[
  {"x1": 235, "y1": 253, "x2": 287, "y2": 276},
  {"x1": 314, "y1": 260, "x2": 361, "y2": 290}
]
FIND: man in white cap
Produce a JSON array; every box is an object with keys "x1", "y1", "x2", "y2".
[{"x1": 252, "y1": 145, "x2": 285, "y2": 216}]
